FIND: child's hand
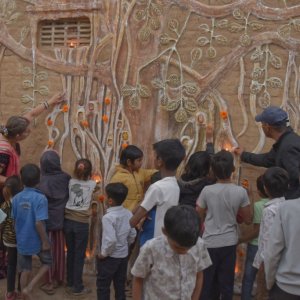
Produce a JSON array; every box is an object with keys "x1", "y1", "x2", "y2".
[
  {"x1": 233, "y1": 146, "x2": 244, "y2": 156},
  {"x1": 48, "y1": 92, "x2": 66, "y2": 105},
  {"x1": 42, "y1": 241, "x2": 51, "y2": 251},
  {"x1": 97, "y1": 254, "x2": 106, "y2": 260}
]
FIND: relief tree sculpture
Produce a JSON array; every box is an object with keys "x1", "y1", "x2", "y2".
[{"x1": 0, "y1": 0, "x2": 300, "y2": 188}]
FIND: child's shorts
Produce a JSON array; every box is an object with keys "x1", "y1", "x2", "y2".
[{"x1": 18, "y1": 250, "x2": 52, "y2": 272}]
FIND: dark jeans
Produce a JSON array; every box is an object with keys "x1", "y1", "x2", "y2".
[
  {"x1": 7, "y1": 246, "x2": 18, "y2": 293},
  {"x1": 200, "y1": 245, "x2": 236, "y2": 300},
  {"x1": 269, "y1": 284, "x2": 300, "y2": 300},
  {"x1": 241, "y1": 244, "x2": 258, "y2": 300},
  {"x1": 96, "y1": 256, "x2": 127, "y2": 300},
  {"x1": 64, "y1": 219, "x2": 89, "y2": 293}
]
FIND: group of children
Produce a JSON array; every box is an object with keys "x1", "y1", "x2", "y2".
[{"x1": 0, "y1": 134, "x2": 296, "y2": 300}]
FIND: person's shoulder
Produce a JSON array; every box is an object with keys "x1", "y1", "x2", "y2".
[{"x1": 188, "y1": 238, "x2": 208, "y2": 257}]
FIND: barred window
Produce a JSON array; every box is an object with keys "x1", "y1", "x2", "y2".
[{"x1": 38, "y1": 18, "x2": 91, "y2": 48}]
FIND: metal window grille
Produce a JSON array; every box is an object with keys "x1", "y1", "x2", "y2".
[{"x1": 39, "y1": 18, "x2": 91, "y2": 48}]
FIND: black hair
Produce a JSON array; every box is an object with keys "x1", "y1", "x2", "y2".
[
  {"x1": 20, "y1": 164, "x2": 40, "y2": 187},
  {"x1": 74, "y1": 158, "x2": 92, "y2": 181},
  {"x1": 120, "y1": 145, "x2": 143, "y2": 166},
  {"x1": 263, "y1": 167, "x2": 289, "y2": 198},
  {"x1": 164, "y1": 205, "x2": 200, "y2": 248},
  {"x1": 4, "y1": 175, "x2": 22, "y2": 197},
  {"x1": 105, "y1": 182, "x2": 128, "y2": 206},
  {"x1": 211, "y1": 150, "x2": 234, "y2": 179},
  {"x1": 0, "y1": 116, "x2": 30, "y2": 138},
  {"x1": 153, "y1": 139, "x2": 185, "y2": 171},
  {"x1": 256, "y1": 175, "x2": 268, "y2": 198},
  {"x1": 182, "y1": 151, "x2": 211, "y2": 181},
  {"x1": 150, "y1": 171, "x2": 161, "y2": 184}
]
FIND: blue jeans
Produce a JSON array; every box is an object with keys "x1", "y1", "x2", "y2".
[
  {"x1": 64, "y1": 219, "x2": 89, "y2": 293},
  {"x1": 241, "y1": 244, "x2": 258, "y2": 300}
]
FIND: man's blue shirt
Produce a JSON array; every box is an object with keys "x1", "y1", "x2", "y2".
[{"x1": 12, "y1": 187, "x2": 48, "y2": 255}]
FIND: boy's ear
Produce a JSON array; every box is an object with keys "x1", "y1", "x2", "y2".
[
  {"x1": 126, "y1": 159, "x2": 132, "y2": 167},
  {"x1": 107, "y1": 198, "x2": 114, "y2": 206}
]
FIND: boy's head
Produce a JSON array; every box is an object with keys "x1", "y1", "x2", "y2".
[
  {"x1": 153, "y1": 139, "x2": 185, "y2": 172},
  {"x1": 184, "y1": 151, "x2": 211, "y2": 180},
  {"x1": 105, "y1": 182, "x2": 128, "y2": 206},
  {"x1": 163, "y1": 205, "x2": 200, "y2": 254},
  {"x1": 263, "y1": 167, "x2": 289, "y2": 199},
  {"x1": 256, "y1": 175, "x2": 268, "y2": 198},
  {"x1": 20, "y1": 164, "x2": 40, "y2": 187},
  {"x1": 120, "y1": 145, "x2": 143, "y2": 172},
  {"x1": 211, "y1": 150, "x2": 234, "y2": 180}
]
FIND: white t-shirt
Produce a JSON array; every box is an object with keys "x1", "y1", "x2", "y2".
[
  {"x1": 65, "y1": 179, "x2": 96, "y2": 211},
  {"x1": 141, "y1": 176, "x2": 180, "y2": 238}
]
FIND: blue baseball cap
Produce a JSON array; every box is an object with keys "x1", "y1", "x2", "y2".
[{"x1": 255, "y1": 106, "x2": 288, "y2": 125}]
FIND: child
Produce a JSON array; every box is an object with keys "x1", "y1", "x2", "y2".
[
  {"x1": 253, "y1": 167, "x2": 288, "y2": 298},
  {"x1": 38, "y1": 150, "x2": 71, "y2": 295},
  {"x1": 12, "y1": 164, "x2": 51, "y2": 300},
  {"x1": 240, "y1": 175, "x2": 269, "y2": 300},
  {"x1": 110, "y1": 145, "x2": 156, "y2": 212},
  {"x1": 64, "y1": 158, "x2": 97, "y2": 296},
  {"x1": 197, "y1": 150, "x2": 252, "y2": 300},
  {"x1": 132, "y1": 205, "x2": 212, "y2": 300},
  {"x1": 130, "y1": 139, "x2": 185, "y2": 245},
  {"x1": 97, "y1": 182, "x2": 136, "y2": 300},
  {"x1": 1, "y1": 176, "x2": 22, "y2": 300}
]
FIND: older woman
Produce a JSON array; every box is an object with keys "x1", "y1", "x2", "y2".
[{"x1": 0, "y1": 92, "x2": 65, "y2": 288}]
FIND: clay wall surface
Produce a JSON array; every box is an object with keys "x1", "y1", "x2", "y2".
[{"x1": 0, "y1": 0, "x2": 299, "y2": 195}]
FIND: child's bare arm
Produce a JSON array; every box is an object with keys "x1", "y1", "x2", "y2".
[
  {"x1": 239, "y1": 223, "x2": 260, "y2": 243},
  {"x1": 130, "y1": 206, "x2": 148, "y2": 228},
  {"x1": 132, "y1": 276, "x2": 143, "y2": 300},
  {"x1": 191, "y1": 271, "x2": 203, "y2": 300},
  {"x1": 239, "y1": 204, "x2": 252, "y2": 225},
  {"x1": 35, "y1": 221, "x2": 50, "y2": 251}
]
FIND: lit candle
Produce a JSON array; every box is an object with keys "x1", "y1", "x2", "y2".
[{"x1": 92, "y1": 174, "x2": 102, "y2": 183}]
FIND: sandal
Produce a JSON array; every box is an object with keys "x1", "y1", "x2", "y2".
[{"x1": 39, "y1": 283, "x2": 55, "y2": 295}]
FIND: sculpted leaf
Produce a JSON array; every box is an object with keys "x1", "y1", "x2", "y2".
[
  {"x1": 134, "y1": 10, "x2": 145, "y2": 21},
  {"x1": 165, "y1": 100, "x2": 180, "y2": 111},
  {"x1": 21, "y1": 95, "x2": 33, "y2": 104},
  {"x1": 121, "y1": 85, "x2": 136, "y2": 97},
  {"x1": 22, "y1": 80, "x2": 33, "y2": 89},
  {"x1": 269, "y1": 54, "x2": 282, "y2": 69},
  {"x1": 183, "y1": 97, "x2": 198, "y2": 112},
  {"x1": 138, "y1": 85, "x2": 151, "y2": 98},
  {"x1": 138, "y1": 26, "x2": 151, "y2": 42},
  {"x1": 250, "y1": 48, "x2": 264, "y2": 62},
  {"x1": 266, "y1": 77, "x2": 283, "y2": 89},
  {"x1": 228, "y1": 22, "x2": 244, "y2": 33},
  {"x1": 159, "y1": 33, "x2": 172, "y2": 45},
  {"x1": 197, "y1": 36, "x2": 210, "y2": 46},
  {"x1": 175, "y1": 108, "x2": 188, "y2": 123},
  {"x1": 150, "y1": 2, "x2": 162, "y2": 16},
  {"x1": 251, "y1": 68, "x2": 264, "y2": 80},
  {"x1": 168, "y1": 19, "x2": 179, "y2": 32},
  {"x1": 167, "y1": 74, "x2": 180, "y2": 87},
  {"x1": 214, "y1": 35, "x2": 227, "y2": 45},
  {"x1": 207, "y1": 47, "x2": 217, "y2": 59},
  {"x1": 292, "y1": 19, "x2": 300, "y2": 32},
  {"x1": 239, "y1": 33, "x2": 252, "y2": 46},
  {"x1": 37, "y1": 86, "x2": 49, "y2": 96},
  {"x1": 36, "y1": 71, "x2": 48, "y2": 81},
  {"x1": 249, "y1": 22, "x2": 264, "y2": 31},
  {"x1": 199, "y1": 23, "x2": 210, "y2": 33},
  {"x1": 149, "y1": 17, "x2": 160, "y2": 31},
  {"x1": 129, "y1": 95, "x2": 140, "y2": 109},
  {"x1": 22, "y1": 67, "x2": 32, "y2": 75},
  {"x1": 160, "y1": 96, "x2": 169, "y2": 106},
  {"x1": 216, "y1": 19, "x2": 229, "y2": 29},
  {"x1": 258, "y1": 91, "x2": 271, "y2": 109},
  {"x1": 183, "y1": 83, "x2": 200, "y2": 95},
  {"x1": 233, "y1": 9, "x2": 245, "y2": 20},
  {"x1": 250, "y1": 81, "x2": 263, "y2": 94},
  {"x1": 278, "y1": 24, "x2": 291, "y2": 39},
  {"x1": 191, "y1": 48, "x2": 202, "y2": 62}
]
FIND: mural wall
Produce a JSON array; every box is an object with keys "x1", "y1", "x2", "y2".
[{"x1": 1, "y1": 0, "x2": 300, "y2": 189}]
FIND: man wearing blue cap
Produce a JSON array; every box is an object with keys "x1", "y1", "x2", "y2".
[{"x1": 234, "y1": 106, "x2": 300, "y2": 199}]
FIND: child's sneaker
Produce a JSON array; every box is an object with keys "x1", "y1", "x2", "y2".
[{"x1": 71, "y1": 288, "x2": 92, "y2": 296}]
